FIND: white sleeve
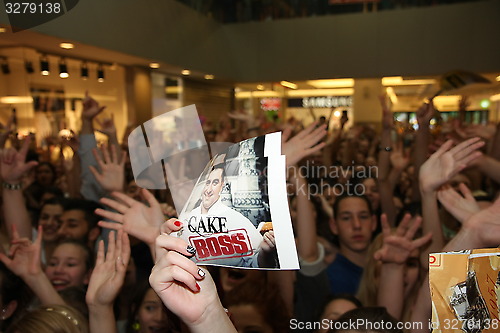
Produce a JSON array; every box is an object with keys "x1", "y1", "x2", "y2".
[{"x1": 299, "y1": 242, "x2": 327, "y2": 276}]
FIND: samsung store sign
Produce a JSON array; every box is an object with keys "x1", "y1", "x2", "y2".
[{"x1": 288, "y1": 96, "x2": 353, "y2": 108}]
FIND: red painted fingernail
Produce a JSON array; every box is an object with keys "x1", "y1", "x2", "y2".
[
  {"x1": 195, "y1": 283, "x2": 201, "y2": 292},
  {"x1": 174, "y1": 221, "x2": 182, "y2": 227}
]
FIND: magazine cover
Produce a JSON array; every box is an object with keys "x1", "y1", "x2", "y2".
[
  {"x1": 176, "y1": 132, "x2": 299, "y2": 270},
  {"x1": 429, "y1": 249, "x2": 500, "y2": 333}
]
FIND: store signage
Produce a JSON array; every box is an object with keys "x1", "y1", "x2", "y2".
[
  {"x1": 288, "y1": 96, "x2": 353, "y2": 108},
  {"x1": 260, "y1": 98, "x2": 281, "y2": 111}
]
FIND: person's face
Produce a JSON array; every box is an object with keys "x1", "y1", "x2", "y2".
[
  {"x1": 57, "y1": 210, "x2": 89, "y2": 242},
  {"x1": 45, "y1": 243, "x2": 90, "y2": 291},
  {"x1": 331, "y1": 197, "x2": 376, "y2": 253},
  {"x1": 404, "y1": 249, "x2": 420, "y2": 298},
  {"x1": 362, "y1": 178, "x2": 380, "y2": 210},
  {"x1": 229, "y1": 304, "x2": 273, "y2": 333},
  {"x1": 36, "y1": 164, "x2": 55, "y2": 186},
  {"x1": 137, "y1": 289, "x2": 169, "y2": 333},
  {"x1": 202, "y1": 168, "x2": 223, "y2": 211},
  {"x1": 39, "y1": 204, "x2": 63, "y2": 243},
  {"x1": 319, "y1": 299, "x2": 358, "y2": 332}
]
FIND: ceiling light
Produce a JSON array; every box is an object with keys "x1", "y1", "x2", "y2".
[
  {"x1": 0, "y1": 96, "x2": 33, "y2": 104},
  {"x1": 280, "y1": 81, "x2": 297, "y2": 89},
  {"x1": 40, "y1": 55, "x2": 50, "y2": 75},
  {"x1": 97, "y1": 64, "x2": 105, "y2": 82},
  {"x1": 256, "y1": 84, "x2": 264, "y2": 90},
  {"x1": 25, "y1": 61, "x2": 34, "y2": 74},
  {"x1": 150, "y1": 62, "x2": 160, "y2": 69},
  {"x1": 1, "y1": 58, "x2": 10, "y2": 74},
  {"x1": 59, "y1": 42, "x2": 74, "y2": 50},
  {"x1": 382, "y1": 76, "x2": 436, "y2": 86},
  {"x1": 490, "y1": 94, "x2": 500, "y2": 102},
  {"x1": 0, "y1": 27, "x2": 6, "y2": 33},
  {"x1": 386, "y1": 87, "x2": 398, "y2": 104},
  {"x1": 81, "y1": 62, "x2": 88, "y2": 80},
  {"x1": 181, "y1": 69, "x2": 191, "y2": 76},
  {"x1": 496, "y1": 76, "x2": 500, "y2": 82},
  {"x1": 286, "y1": 88, "x2": 353, "y2": 97},
  {"x1": 334, "y1": 111, "x2": 341, "y2": 117},
  {"x1": 59, "y1": 58, "x2": 69, "y2": 78},
  {"x1": 306, "y1": 78, "x2": 354, "y2": 88},
  {"x1": 204, "y1": 74, "x2": 214, "y2": 80}
]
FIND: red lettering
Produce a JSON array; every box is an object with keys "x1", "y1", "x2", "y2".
[
  {"x1": 206, "y1": 237, "x2": 222, "y2": 257},
  {"x1": 232, "y1": 233, "x2": 249, "y2": 254},
  {"x1": 219, "y1": 235, "x2": 235, "y2": 256},
  {"x1": 192, "y1": 239, "x2": 210, "y2": 259}
]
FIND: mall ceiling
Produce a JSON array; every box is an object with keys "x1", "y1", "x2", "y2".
[{"x1": 1, "y1": 0, "x2": 499, "y2": 83}]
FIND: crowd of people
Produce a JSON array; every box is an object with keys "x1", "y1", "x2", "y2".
[{"x1": 0, "y1": 91, "x2": 498, "y2": 333}]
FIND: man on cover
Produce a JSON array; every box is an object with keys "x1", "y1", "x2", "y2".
[{"x1": 181, "y1": 164, "x2": 277, "y2": 268}]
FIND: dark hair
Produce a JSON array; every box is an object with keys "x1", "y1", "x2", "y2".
[
  {"x1": 54, "y1": 240, "x2": 94, "y2": 272},
  {"x1": 211, "y1": 163, "x2": 225, "y2": 181},
  {"x1": 0, "y1": 262, "x2": 33, "y2": 331},
  {"x1": 329, "y1": 307, "x2": 402, "y2": 333},
  {"x1": 63, "y1": 199, "x2": 102, "y2": 230},
  {"x1": 224, "y1": 280, "x2": 290, "y2": 333},
  {"x1": 41, "y1": 197, "x2": 67, "y2": 211},
  {"x1": 333, "y1": 194, "x2": 373, "y2": 220},
  {"x1": 35, "y1": 162, "x2": 57, "y2": 184},
  {"x1": 126, "y1": 281, "x2": 181, "y2": 333},
  {"x1": 320, "y1": 294, "x2": 363, "y2": 314}
]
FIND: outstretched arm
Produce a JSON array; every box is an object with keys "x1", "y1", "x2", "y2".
[
  {"x1": 419, "y1": 137, "x2": 484, "y2": 265},
  {"x1": 1, "y1": 138, "x2": 38, "y2": 240},
  {"x1": 150, "y1": 221, "x2": 236, "y2": 333},
  {"x1": 0, "y1": 227, "x2": 64, "y2": 305},
  {"x1": 96, "y1": 189, "x2": 165, "y2": 259},
  {"x1": 375, "y1": 214, "x2": 431, "y2": 319},
  {"x1": 86, "y1": 230, "x2": 130, "y2": 333}
]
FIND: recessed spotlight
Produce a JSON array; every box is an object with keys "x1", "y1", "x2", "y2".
[
  {"x1": 204, "y1": 74, "x2": 214, "y2": 80},
  {"x1": 59, "y1": 59, "x2": 69, "y2": 78},
  {"x1": 256, "y1": 84, "x2": 264, "y2": 90},
  {"x1": 40, "y1": 55, "x2": 50, "y2": 75},
  {"x1": 60, "y1": 42, "x2": 74, "y2": 50},
  {"x1": 150, "y1": 62, "x2": 160, "y2": 69},
  {"x1": 181, "y1": 69, "x2": 190, "y2": 76},
  {"x1": 97, "y1": 64, "x2": 105, "y2": 82},
  {"x1": 0, "y1": 27, "x2": 6, "y2": 33},
  {"x1": 496, "y1": 75, "x2": 500, "y2": 82}
]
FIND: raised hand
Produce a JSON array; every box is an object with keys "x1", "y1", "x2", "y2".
[
  {"x1": 89, "y1": 144, "x2": 126, "y2": 193},
  {"x1": 96, "y1": 189, "x2": 165, "y2": 246},
  {"x1": 0, "y1": 226, "x2": 43, "y2": 281},
  {"x1": 379, "y1": 94, "x2": 393, "y2": 129},
  {"x1": 416, "y1": 100, "x2": 435, "y2": 127},
  {"x1": 437, "y1": 183, "x2": 480, "y2": 223},
  {"x1": 86, "y1": 230, "x2": 130, "y2": 308},
  {"x1": 282, "y1": 122, "x2": 327, "y2": 167},
  {"x1": 0, "y1": 137, "x2": 38, "y2": 183},
  {"x1": 82, "y1": 92, "x2": 106, "y2": 120},
  {"x1": 390, "y1": 142, "x2": 409, "y2": 170},
  {"x1": 150, "y1": 222, "x2": 235, "y2": 333},
  {"x1": 419, "y1": 137, "x2": 484, "y2": 193},
  {"x1": 463, "y1": 196, "x2": 500, "y2": 248},
  {"x1": 95, "y1": 114, "x2": 117, "y2": 138},
  {"x1": 374, "y1": 214, "x2": 432, "y2": 264}
]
